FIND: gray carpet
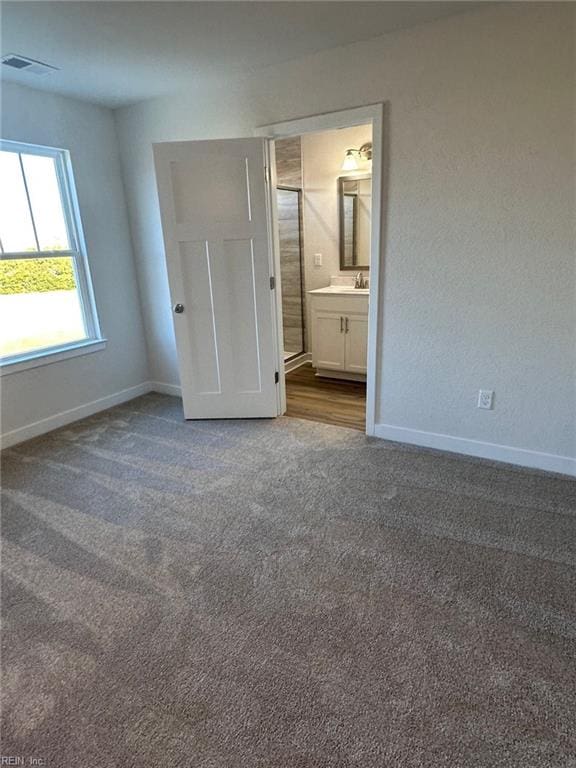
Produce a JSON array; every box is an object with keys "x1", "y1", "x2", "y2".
[{"x1": 1, "y1": 393, "x2": 575, "y2": 767}]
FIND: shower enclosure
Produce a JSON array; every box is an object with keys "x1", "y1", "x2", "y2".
[{"x1": 276, "y1": 185, "x2": 305, "y2": 361}]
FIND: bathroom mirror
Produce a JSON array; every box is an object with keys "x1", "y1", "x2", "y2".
[{"x1": 338, "y1": 174, "x2": 371, "y2": 270}]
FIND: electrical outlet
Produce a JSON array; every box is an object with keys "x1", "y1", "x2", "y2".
[
  {"x1": 314, "y1": 253, "x2": 322, "y2": 266},
  {"x1": 477, "y1": 389, "x2": 494, "y2": 410}
]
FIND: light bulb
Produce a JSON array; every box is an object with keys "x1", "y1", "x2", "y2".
[{"x1": 341, "y1": 150, "x2": 359, "y2": 171}]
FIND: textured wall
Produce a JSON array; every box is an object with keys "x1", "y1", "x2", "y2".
[
  {"x1": 115, "y1": 3, "x2": 576, "y2": 462},
  {"x1": 0, "y1": 84, "x2": 149, "y2": 436}
]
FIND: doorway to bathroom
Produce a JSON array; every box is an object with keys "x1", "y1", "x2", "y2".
[
  {"x1": 152, "y1": 104, "x2": 383, "y2": 431},
  {"x1": 272, "y1": 118, "x2": 375, "y2": 432}
]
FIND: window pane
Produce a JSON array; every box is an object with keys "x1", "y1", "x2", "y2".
[
  {"x1": 21, "y1": 153, "x2": 71, "y2": 252},
  {"x1": 0, "y1": 151, "x2": 37, "y2": 253},
  {"x1": 0, "y1": 257, "x2": 87, "y2": 357}
]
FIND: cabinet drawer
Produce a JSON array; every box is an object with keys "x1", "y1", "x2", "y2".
[{"x1": 310, "y1": 294, "x2": 368, "y2": 316}]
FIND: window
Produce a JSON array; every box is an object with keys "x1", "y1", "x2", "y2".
[{"x1": 0, "y1": 140, "x2": 103, "y2": 371}]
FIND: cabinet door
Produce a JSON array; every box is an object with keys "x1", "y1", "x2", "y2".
[
  {"x1": 344, "y1": 314, "x2": 368, "y2": 373},
  {"x1": 313, "y1": 311, "x2": 346, "y2": 370}
]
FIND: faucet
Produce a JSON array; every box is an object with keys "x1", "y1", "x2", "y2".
[{"x1": 355, "y1": 272, "x2": 366, "y2": 289}]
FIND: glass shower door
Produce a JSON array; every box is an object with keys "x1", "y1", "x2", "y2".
[{"x1": 276, "y1": 186, "x2": 305, "y2": 361}]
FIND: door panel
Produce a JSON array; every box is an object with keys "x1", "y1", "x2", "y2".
[
  {"x1": 170, "y1": 155, "x2": 251, "y2": 226},
  {"x1": 179, "y1": 240, "x2": 220, "y2": 394},
  {"x1": 344, "y1": 314, "x2": 368, "y2": 373},
  {"x1": 210, "y1": 237, "x2": 261, "y2": 394},
  {"x1": 154, "y1": 138, "x2": 278, "y2": 419},
  {"x1": 313, "y1": 311, "x2": 345, "y2": 370}
]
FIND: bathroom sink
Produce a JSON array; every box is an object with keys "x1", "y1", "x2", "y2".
[{"x1": 308, "y1": 286, "x2": 369, "y2": 295}]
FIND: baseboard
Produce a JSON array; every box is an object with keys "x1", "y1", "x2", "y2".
[
  {"x1": 3, "y1": 382, "x2": 572, "y2": 477},
  {"x1": 315, "y1": 369, "x2": 366, "y2": 382},
  {"x1": 1, "y1": 382, "x2": 152, "y2": 450},
  {"x1": 284, "y1": 353, "x2": 311, "y2": 374},
  {"x1": 149, "y1": 381, "x2": 182, "y2": 396},
  {"x1": 373, "y1": 423, "x2": 576, "y2": 478}
]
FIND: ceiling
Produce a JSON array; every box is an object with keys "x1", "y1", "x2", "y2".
[{"x1": 1, "y1": 2, "x2": 479, "y2": 108}]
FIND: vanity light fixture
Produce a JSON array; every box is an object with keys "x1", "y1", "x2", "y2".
[{"x1": 341, "y1": 142, "x2": 372, "y2": 171}]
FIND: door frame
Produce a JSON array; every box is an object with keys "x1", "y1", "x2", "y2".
[{"x1": 256, "y1": 103, "x2": 385, "y2": 436}]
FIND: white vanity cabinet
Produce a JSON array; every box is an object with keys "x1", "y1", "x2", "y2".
[{"x1": 308, "y1": 288, "x2": 369, "y2": 380}]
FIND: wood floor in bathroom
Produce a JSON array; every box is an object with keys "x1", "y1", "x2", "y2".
[{"x1": 284, "y1": 363, "x2": 366, "y2": 431}]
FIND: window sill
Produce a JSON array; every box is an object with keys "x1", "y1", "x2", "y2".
[{"x1": 0, "y1": 338, "x2": 107, "y2": 377}]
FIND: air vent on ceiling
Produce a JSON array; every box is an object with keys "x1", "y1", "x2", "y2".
[{"x1": 1, "y1": 54, "x2": 59, "y2": 76}]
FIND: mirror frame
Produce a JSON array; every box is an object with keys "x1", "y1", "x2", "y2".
[{"x1": 338, "y1": 173, "x2": 371, "y2": 271}]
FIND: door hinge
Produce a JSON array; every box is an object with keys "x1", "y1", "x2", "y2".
[
  {"x1": 274, "y1": 371, "x2": 279, "y2": 384},
  {"x1": 264, "y1": 165, "x2": 269, "y2": 184},
  {"x1": 270, "y1": 276, "x2": 275, "y2": 290}
]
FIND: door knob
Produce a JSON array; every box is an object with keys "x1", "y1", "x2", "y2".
[{"x1": 173, "y1": 303, "x2": 185, "y2": 314}]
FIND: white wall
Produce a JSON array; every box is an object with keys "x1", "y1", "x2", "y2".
[
  {"x1": 115, "y1": 3, "x2": 576, "y2": 470},
  {"x1": 1, "y1": 83, "x2": 149, "y2": 442},
  {"x1": 300, "y1": 124, "x2": 372, "y2": 348}
]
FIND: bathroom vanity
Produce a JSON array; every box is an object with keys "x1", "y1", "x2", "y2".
[{"x1": 308, "y1": 286, "x2": 369, "y2": 380}]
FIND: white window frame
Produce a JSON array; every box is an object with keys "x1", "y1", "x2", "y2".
[{"x1": 0, "y1": 139, "x2": 105, "y2": 375}]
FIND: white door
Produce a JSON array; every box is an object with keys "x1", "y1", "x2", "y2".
[
  {"x1": 313, "y1": 311, "x2": 346, "y2": 370},
  {"x1": 154, "y1": 139, "x2": 279, "y2": 419},
  {"x1": 344, "y1": 314, "x2": 368, "y2": 374}
]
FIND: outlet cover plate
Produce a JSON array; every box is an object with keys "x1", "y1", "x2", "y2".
[{"x1": 477, "y1": 389, "x2": 494, "y2": 410}]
